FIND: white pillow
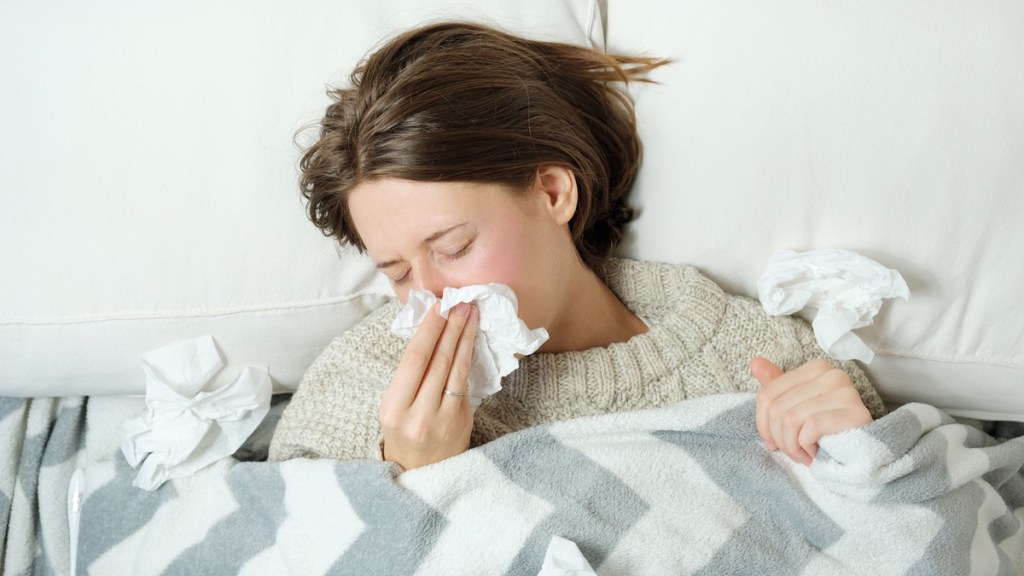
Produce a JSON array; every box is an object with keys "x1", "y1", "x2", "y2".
[
  {"x1": 0, "y1": 0, "x2": 604, "y2": 397},
  {"x1": 608, "y1": 1, "x2": 1024, "y2": 420}
]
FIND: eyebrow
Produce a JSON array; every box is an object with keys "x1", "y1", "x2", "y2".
[{"x1": 375, "y1": 223, "x2": 469, "y2": 270}]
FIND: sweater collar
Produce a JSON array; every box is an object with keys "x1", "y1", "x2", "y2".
[{"x1": 503, "y1": 258, "x2": 727, "y2": 405}]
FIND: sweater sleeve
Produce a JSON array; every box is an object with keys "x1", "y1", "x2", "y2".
[
  {"x1": 268, "y1": 302, "x2": 404, "y2": 462},
  {"x1": 712, "y1": 294, "x2": 887, "y2": 420}
]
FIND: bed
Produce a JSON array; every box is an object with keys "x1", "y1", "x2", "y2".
[{"x1": 2, "y1": 1, "x2": 1023, "y2": 574}]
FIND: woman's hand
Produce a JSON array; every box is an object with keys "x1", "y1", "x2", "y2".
[
  {"x1": 751, "y1": 357, "x2": 873, "y2": 466},
  {"x1": 380, "y1": 302, "x2": 478, "y2": 471}
]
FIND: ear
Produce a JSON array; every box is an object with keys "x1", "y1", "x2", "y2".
[{"x1": 532, "y1": 164, "x2": 578, "y2": 225}]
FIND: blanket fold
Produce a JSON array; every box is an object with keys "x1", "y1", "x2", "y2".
[
  {"x1": 5, "y1": 393, "x2": 1024, "y2": 575},
  {"x1": 1, "y1": 396, "x2": 86, "y2": 576}
]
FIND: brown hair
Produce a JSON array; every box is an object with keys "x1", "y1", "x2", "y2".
[{"x1": 300, "y1": 22, "x2": 667, "y2": 270}]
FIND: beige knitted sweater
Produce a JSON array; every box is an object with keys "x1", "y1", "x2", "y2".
[{"x1": 269, "y1": 258, "x2": 886, "y2": 462}]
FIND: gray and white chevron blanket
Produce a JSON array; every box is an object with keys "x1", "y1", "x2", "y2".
[{"x1": 3, "y1": 392, "x2": 1024, "y2": 575}]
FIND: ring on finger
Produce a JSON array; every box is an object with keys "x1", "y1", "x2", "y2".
[{"x1": 444, "y1": 388, "x2": 467, "y2": 398}]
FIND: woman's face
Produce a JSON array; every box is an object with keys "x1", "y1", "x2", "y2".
[{"x1": 347, "y1": 174, "x2": 579, "y2": 332}]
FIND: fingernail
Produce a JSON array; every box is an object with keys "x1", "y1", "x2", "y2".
[{"x1": 452, "y1": 303, "x2": 468, "y2": 316}]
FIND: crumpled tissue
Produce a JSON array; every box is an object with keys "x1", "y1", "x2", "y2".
[
  {"x1": 120, "y1": 335, "x2": 271, "y2": 491},
  {"x1": 391, "y1": 284, "x2": 549, "y2": 408},
  {"x1": 758, "y1": 249, "x2": 910, "y2": 363},
  {"x1": 536, "y1": 535, "x2": 597, "y2": 576}
]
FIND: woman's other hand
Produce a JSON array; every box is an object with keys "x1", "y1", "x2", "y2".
[
  {"x1": 751, "y1": 357, "x2": 873, "y2": 466},
  {"x1": 380, "y1": 302, "x2": 479, "y2": 470}
]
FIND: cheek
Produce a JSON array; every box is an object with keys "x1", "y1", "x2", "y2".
[
  {"x1": 441, "y1": 244, "x2": 527, "y2": 290},
  {"x1": 438, "y1": 218, "x2": 557, "y2": 327},
  {"x1": 464, "y1": 245, "x2": 550, "y2": 328},
  {"x1": 390, "y1": 246, "x2": 533, "y2": 303}
]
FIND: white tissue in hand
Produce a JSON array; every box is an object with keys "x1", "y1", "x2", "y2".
[
  {"x1": 758, "y1": 249, "x2": 910, "y2": 363},
  {"x1": 537, "y1": 535, "x2": 597, "y2": 576},
  {"x1": 120, "y1": 335, "x2": 271, "y2": 491},
  {"x1": 391, "y1": 284, "x2": 549, "y2": 408}
]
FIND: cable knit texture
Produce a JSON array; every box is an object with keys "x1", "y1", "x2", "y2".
[{"x1": 269, "y1": 258, "x2": 886, "y2": 462}]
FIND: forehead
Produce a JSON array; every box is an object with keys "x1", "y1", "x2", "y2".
[{"x1": 347, "y1": 179, "x2": 518, "y2": 249}]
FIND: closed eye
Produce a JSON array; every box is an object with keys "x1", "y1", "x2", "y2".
[
  {"x1": 445, "y1": 238, "x2": 474, "y2": 261},
  {"x1": 391, "y1": 268, "x2": 411, "y2": 286}
]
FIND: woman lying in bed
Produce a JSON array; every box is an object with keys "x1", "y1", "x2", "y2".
[{"x1": 268, "y1": 22, "x2": 886, "y2": 471}]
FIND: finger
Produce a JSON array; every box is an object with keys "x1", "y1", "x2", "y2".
[
  {"x1": 778, "y1": 407, "x2": 816, "y2": 466},
  {"x1": 778, "y1": 389, "x2": 869, "y2": 466},
  {"x1": 798, "y1": 413, "x2": 829, "y2": 464},
  {"x1": 767, "y1": 375, "x2": 842, "y2": 461},
  {"x1": 768, "y1": 402, "x2": 786, "y2": 456},
  {"x1": 442, "y1": 305, "x2": 478, "y2": 412},
  {"x1": 760, "y1": 363, "x2": 845, "y2": 432},
  {"x1": 798, "y1": 395, "x2": 873, "y2": 453},
  {"x1": 760, "y1": 359, "x2": 834, "y2": 399},
  {"x1": 417, "y1": 302, "x2": 473, "y2": 409},
  {"x1": 770, "y1": 367, "x2": 849, "y2": 417},
  {"x1": 752, "y1": 357, "x2": 786, "y2": 450},
  {"x1": 755, "y1": 359, "x2": 820, "y2": 450},
  {"x1": 387, "y1": 302, "x2": 447, "y2": 408},
  {"x1": 750, "y1": 357, "x2": 785, "y2": 386},
  {"x1": 755, "y1": 392, "x2": 777, "y2": 451}
]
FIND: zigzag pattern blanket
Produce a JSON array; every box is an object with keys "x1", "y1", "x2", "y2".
[{"x1": 3, "y1": 392, "x2": 1024, "y2": 575}]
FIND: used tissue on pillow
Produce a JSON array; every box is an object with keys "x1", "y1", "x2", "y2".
[
  {"x1": 120, "y1": 335, "x2": 271, "y2": 490},
  {"x1": 758, "y1": 249, "x2": 910, "y2": 363},
  {"x1": 391, "y1": 284, "x2": 549, "y2": 408}
]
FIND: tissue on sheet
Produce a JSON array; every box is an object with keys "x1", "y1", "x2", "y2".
[
  {"x1": 120, "y1": 335, "x2": 271, "y2": 490},
  {"x1": 758, "y1": 249, "x2": 910, "y2": 363},
  {"x1": 391, "y1": 284, "x2": 549, "y2": 408}
]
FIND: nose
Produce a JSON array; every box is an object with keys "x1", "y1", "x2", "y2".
[{"x1": 411, "y1": 263, "x2": 448, "y2": 298}]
